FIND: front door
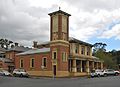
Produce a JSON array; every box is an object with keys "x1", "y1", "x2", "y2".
[{"x1": 53, "y1": 65, "x2": 56, "y2": 76}]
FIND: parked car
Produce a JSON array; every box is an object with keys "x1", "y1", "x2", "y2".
[
  {"x1": 0, "y1": 70, "x2": 4, "y2": 76},
  {"x1": 114, "y1": 70, "x2": 120, "y2": 76},
  {"x1": 13, "y1": 69, "x2": 29, "y2": 77},
  {"x1": 90, "y1": 69, "x2": 104, "y2": 77},
  {"x1": 103, "y1": 69, "x2": 120, "y2": 76},
  {"x1": 0, "y1": 70, "x2": 12, "y2": 76}
]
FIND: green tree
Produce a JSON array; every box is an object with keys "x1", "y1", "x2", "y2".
[
  {"x1": 0, "y1": 38, "x2": 13, "y2": 49},
  {"x1": 93, "y1": 42, "x2": 118, "y2": 69},
  {"x1": 109, "y1": 50, "x2": 120, "y2": 69},
  {"x1": 94, "y1": 50, "x2": 117, "y2": 69},
  {"x1": 93, "y1": 42, "x2": 107, "y2": 54}
]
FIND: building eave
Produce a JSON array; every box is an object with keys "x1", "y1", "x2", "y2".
[
  {"x1": 48, "y1": 10, "x2": 71, "y2": 16},
  {"x1": 69, "y1": 37, "x2": 93, "y2": 47}
]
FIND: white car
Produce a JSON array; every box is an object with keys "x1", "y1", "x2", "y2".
[
  {"x1": 0, "y1": 70, "x2": 12, "y2": 76},
  {"x1": 13, "y1": 69, "x2": 29, "y2": 77},
  {"x1": 90, "y1": 69, "x2": 104, "y2": 77},
  {"x1": 103, "y1": 69, "x2": 120, "y2": 76},
  {"x1": 114, "y1": 70, "x2": 120, "y2": 76}
]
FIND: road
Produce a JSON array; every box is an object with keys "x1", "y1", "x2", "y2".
[{"x1": 0, "y1": 76, "x2": 120, "y2": 87}]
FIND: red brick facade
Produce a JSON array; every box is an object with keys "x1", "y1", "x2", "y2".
[
  {"x1": 14, "y1": 10, "x2": 103, "y2": 77},
  {"x1": 15, "y1": 52, "x2": 51, "y2": 71}
]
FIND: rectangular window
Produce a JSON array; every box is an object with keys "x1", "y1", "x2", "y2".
[
  {"x1": 81, "y1": 46, "x2": 85, "y2": 55},
  {"x1": 53, "y1": 51, "x2": 57, "y2": 59},
  {"x1": 42, "y1": 58, "x2": 47, "y2": 68},
  {"x1": 20, "y1": 59, "x2": 23, "y2": 68},
  {"x1": 75, "y1": 44, "x2": 79, "y2": 54},
  {"x1": 87, "y1": 47, "x2": 90, "y2": 55},
  {"x1": 30, "y1": 58, "x2": 34, "y2": 68},
  {"x1": 62, "y1": 52, "x2": 67, "y2": 62},
  {"x1": 75, "y1": 47, "x2": 78, "y2": 54}
]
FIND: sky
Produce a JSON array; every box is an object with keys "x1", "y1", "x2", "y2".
[{"x1": 0, "y1": 0, "x2": 120, "y2": 51}]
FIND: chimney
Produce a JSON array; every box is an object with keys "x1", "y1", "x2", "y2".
[
  {"x1": 15, "y1": 43, "x2": 18, "y2": 46},
  {"x1": 33, "y1": 41, "x2": 38, "y2": 48}
]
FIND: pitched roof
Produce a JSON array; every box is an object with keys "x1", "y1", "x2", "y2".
[
  {"x1": 33, "y1": 37, "x2": 93, "y2": 47},
  {"x1": 0, "y1": 51, "x2": 5, "y2": 54},
  {"x1": 69, "y1": 37, "x2": 93, "y2": 47},
  {"x1": 0, "y1": 57, "x2": 13, "y2": 63},
  {"x1": 0, "y1": 47, "x2": 6, "y2": 52},
  {"x1": 92, "y1": 56, "x2": 104, "y2": 62},
  {"x1": 48, "y1": 10, "x2": 71, "y2": 16},
  {"x1": 37, "y1": 41, "x2": 50, "y2": 45},
  {"x1": 7, "y1": 46, "x2": 31, "y2": 52},
  {"x1": 16, "y1": 48, "x2": 50, "y2": 56}
]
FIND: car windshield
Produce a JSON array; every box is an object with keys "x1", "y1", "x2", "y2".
[
  {"x1": 15, "y1": 69, "x2": 25, "y2": 72},
  {"x1": 2, "y1": 70, "x2": 8, "y2": 72},
  {"x1": 0, "y1": 70, "x2": 8, "y2": 72},
  {"x1": 20, "y1": 69, "x2": 25, "y2": 72}
]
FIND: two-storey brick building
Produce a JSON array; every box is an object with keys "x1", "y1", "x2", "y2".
[
  {"x1": 0, "y1": 45, "x2": 30, "y2": 72},
  {"x1": 15, "y1": 9, "x2": 103, "y2": 77}
]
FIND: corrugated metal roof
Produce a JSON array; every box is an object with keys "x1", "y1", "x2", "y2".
[
  {"x1": 7, "y1": 46, "x2": 31, "y2": 52},
  {"x1": 0, "y1": 47, "x2": 6, "y2": 52},
  {"x1": 37, "y1": 41, "x2": 50, "y2": 45},
  {"x1": 35, "y1": 37, "x2": 93, "y2": 47},
  {"x1": 16, "y1": 48, "x2": 50, "y2": 56},
  {"x1": 92, "y1": 56, "x2": 104, "y2": 62},
  {"x1": 0, "y1": 51, "x2": 5, "y2": 54},
  {"x1": 69, "y1": 37, "x2": 93, "y2": 47},
  {"x1": 0, "y1": 57, "x2": 13, "y2": 63}
]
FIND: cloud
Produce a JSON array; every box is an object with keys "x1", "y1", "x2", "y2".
[
  {"x1": 63, "y1": 0, "x2": 120, "y2": 11},
  {"x1": 0, "y1": 0, "x2": 50, "y2": 47},
  {"x1": 0, "y1": 0, "x2": 120, "y2": 48},
  {"x1": 68, "y1": 9, "x2": 120, "y2": 41},
  {"x1": 100, "y1": 24, "x2": 120, "y2": 39}
]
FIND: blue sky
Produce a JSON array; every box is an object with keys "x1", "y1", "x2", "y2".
[
  {"x1": 89, "y1": 37, "x2": 120, "y2": 51},
  {"x1": 87, "y1": 20, "x2": 120, "y2": 51},
  {"x1": 0, "y1": 0, "x2": 120, "y2": 51}
]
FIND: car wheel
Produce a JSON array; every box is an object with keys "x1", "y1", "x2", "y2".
[
  {"x1": 115, "y1": 73, "x2": 119, "y2": 76},
  {"x1": 13, "y1": 73, "x2": 17, "y2": 77},
  {"x1": 20, "y1": 74, "x2": 23, "y2": 77},
  {"x1": 3, "y1": 73, "x2": 5, "y2": 76},
  {"x1": 91, "y1": 76, "x2": 94, "y2": 78},
  {"x1": 98, "y1": 74, "x2": 100, "y2": 77},
  {"x1": 104, "y1": 73, "x2": 107, "y2": 77}
]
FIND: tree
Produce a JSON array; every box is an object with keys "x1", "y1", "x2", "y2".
[
  {"x1": 0, "y1": 38, "x2": 13, "y2": 49},
  {"x1": 93, "y1": 42, "x2": 107, "y2": 54},
  {"x1": 110, "y1": 50, "x2": 120, "y2": 68},
  {"x1": 94, "y1": 50, "x2": 118, "y2": 69},
  {"x1": 93, "y1": 42, "x2": 118, "y2": 69}
]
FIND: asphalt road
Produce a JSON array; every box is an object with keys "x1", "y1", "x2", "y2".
[{"x1": 0, "y1": 76, "x2": 120, "y2": 87}]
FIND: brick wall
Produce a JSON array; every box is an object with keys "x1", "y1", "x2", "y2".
[{"x1": 15, "y1": 52, "x2": 52, "y2": 71}]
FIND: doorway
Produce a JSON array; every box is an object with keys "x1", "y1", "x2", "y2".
[{"x1": 53, "y1": 65, "x2": 56, "y2": 76}]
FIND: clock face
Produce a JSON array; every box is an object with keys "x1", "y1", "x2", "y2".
[{"x1": 52, "y1": 15, "x2": 58, "y2": 32}]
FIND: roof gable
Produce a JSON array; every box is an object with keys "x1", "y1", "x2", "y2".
[{"x1": 48, "y1": 10, "x2": 71, "y2": 16}]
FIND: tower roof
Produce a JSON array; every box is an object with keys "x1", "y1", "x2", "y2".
[{"x1": 48, "y1": 10, "x2": 71, "y2": 16}]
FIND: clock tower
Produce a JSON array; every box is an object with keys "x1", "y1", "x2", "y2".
[{"x1": 48, "y1": 9, "x2": 71, "y2": 77}]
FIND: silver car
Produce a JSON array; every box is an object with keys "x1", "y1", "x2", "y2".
[
  {"x1": 90, "y1": 69, "x2": 104, "y2": 77},
  {"x1": 13, "y1": 69, "x2": 29, "y2": 77},
  {"x1": 103, "y1": 69, "x2": 120, "y2": 76},
  {"x1": 0, "y1": 70, "x2": 12, "y2": 76}
]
